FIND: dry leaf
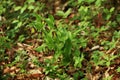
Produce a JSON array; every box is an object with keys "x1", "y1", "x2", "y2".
[{"x1": 3, "y1": 67, "x2": 10, "y2": 73}]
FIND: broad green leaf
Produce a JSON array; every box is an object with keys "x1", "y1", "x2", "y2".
[
  {"x1": 62, "y1": 38, "x2": 72, "y2": 64},
  {"x1": 18, "y1": 35, "x2": 25, "y2": 42},
  {"x1": 28, "y1": 5, "x2": 34, "y2": 10},
  {"x1": 106, "y1": 61, "x2": 110, "y2": 67},
  {"x1": 95, "y1": 0, "x2": 101, "y2": 7},
  {"x1": 56, "y1": 8, "x2": 71, "y2": 18},
  {"x1": 34, "y1": 22, "x2": 43, "y2": 30},
  {"x1": 20, "y1": 5, "x2": 27, "y2": 13},
  {"x1": 32, "y1": 13, "x2": 42, "y2": 21},
  {"x1": 106, "y1": 14, "x2": 111, "y2": 20},
  {"x1": 12, "y1": 20, "x2": 19, "y2": 23},
  {"x1": 110, "y1": 7, "x2": 115, "y2": 12},
  {"x1": 116, "y1": 14, "x2": 120, "y2": 22},
  {"x1": 56, "y1": 11, "x2": 64, "y2": 17},
  {"x1": 46, "y1": 18, "x2": 54, "y2": 28},
  {"x1": 78, "y1": 0, "x2": 84, "y2": 4},
  {"x1": 14, "y1": 6, "x2": 21, "y2": 11},
  {"x1": 86, "y1": 0, "x2": 95, "y2": 3},
  {"x1": 113, "y1": 31, "x2": 120, "y2": 38},
  {"x1": 74, "y1": 53, "x2": 84, "y2": 68},
  {"x1": 48, "y1": 15, "x2": 54, "y2": 22},
  {"x1": 35, "y1": 44, "x2": 46, "y2": 52},
  {"x1": 117, "y1": 67, "x2": 120, "y2": 72},
  {"x1": 68, "y1": 31, "x2": 72, "y2": 40},
  {"x1": 27, "y1": 0, "x2": 35, "y2": 3},
  {"x1": 15, "y1": 22, "x2": 22, "y2": 29},
  {"x1": 64, "y1": 8, "x2": 71, "y2": 18},
  {"x1": 0, "y1": 5, "x2": 5, "y2": 14}
]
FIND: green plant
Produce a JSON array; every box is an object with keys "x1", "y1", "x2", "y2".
[
  {"x1": 7, "y1": 50, "x2": 28, "y2": 73},
  {"x1": 33, "y1": 0, "x2": 120, "y2": 79},
  {"x1": 117, "y1": 67, "x2": 120, "y2": 73},
  {"x1": 0, "y1": 0, "x2": 45, "y2": 42},
  {"x1": 103, "y1": 75, "x2": 113, "y2": 80},
  {"x1": 91, "y1": 50, "x2": 118, "y2": 66},
  {"x1": 0, "y1": 36, "x2": 11, "y2": 61}
]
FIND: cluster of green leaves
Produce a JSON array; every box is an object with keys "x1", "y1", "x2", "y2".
[
  {"x1": 0, "y1": 0, "x2": 120, "y2": 79},
  {"x1": 0, "y1": 0, "x2": 44, "y2": 79},
  {"x1": 33, "y1": 0, "x2": 120, "y2": 79},
  {"x1": 0, "y1": 0, "x2": 44, "y2": 41}
]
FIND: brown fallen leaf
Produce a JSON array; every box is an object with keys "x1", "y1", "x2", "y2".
[
  {"x1": 15, "y1": 68, "x2": 20, "y2": 73},
  {"x1": 30, "y1": 73, "x2": 44, "y2": 78},
  {"x1": 3, "y1": 67, "x2": 10, "y2": 73},
  {"x1": 44, "y1": 56, "x2": 53, "y2": 60},
  {"x1": 29, "y1": 69, "x2": 42, "y2": 74},
  {"x1": 10, "y1": 71, "x2": 15, "y2": 75},
  {"x1": 10, "y1": 66, "x2": 16, "y2": 72},
  {"x1": 90, "y1": 45, "x2": 100, "y2": 51}
]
